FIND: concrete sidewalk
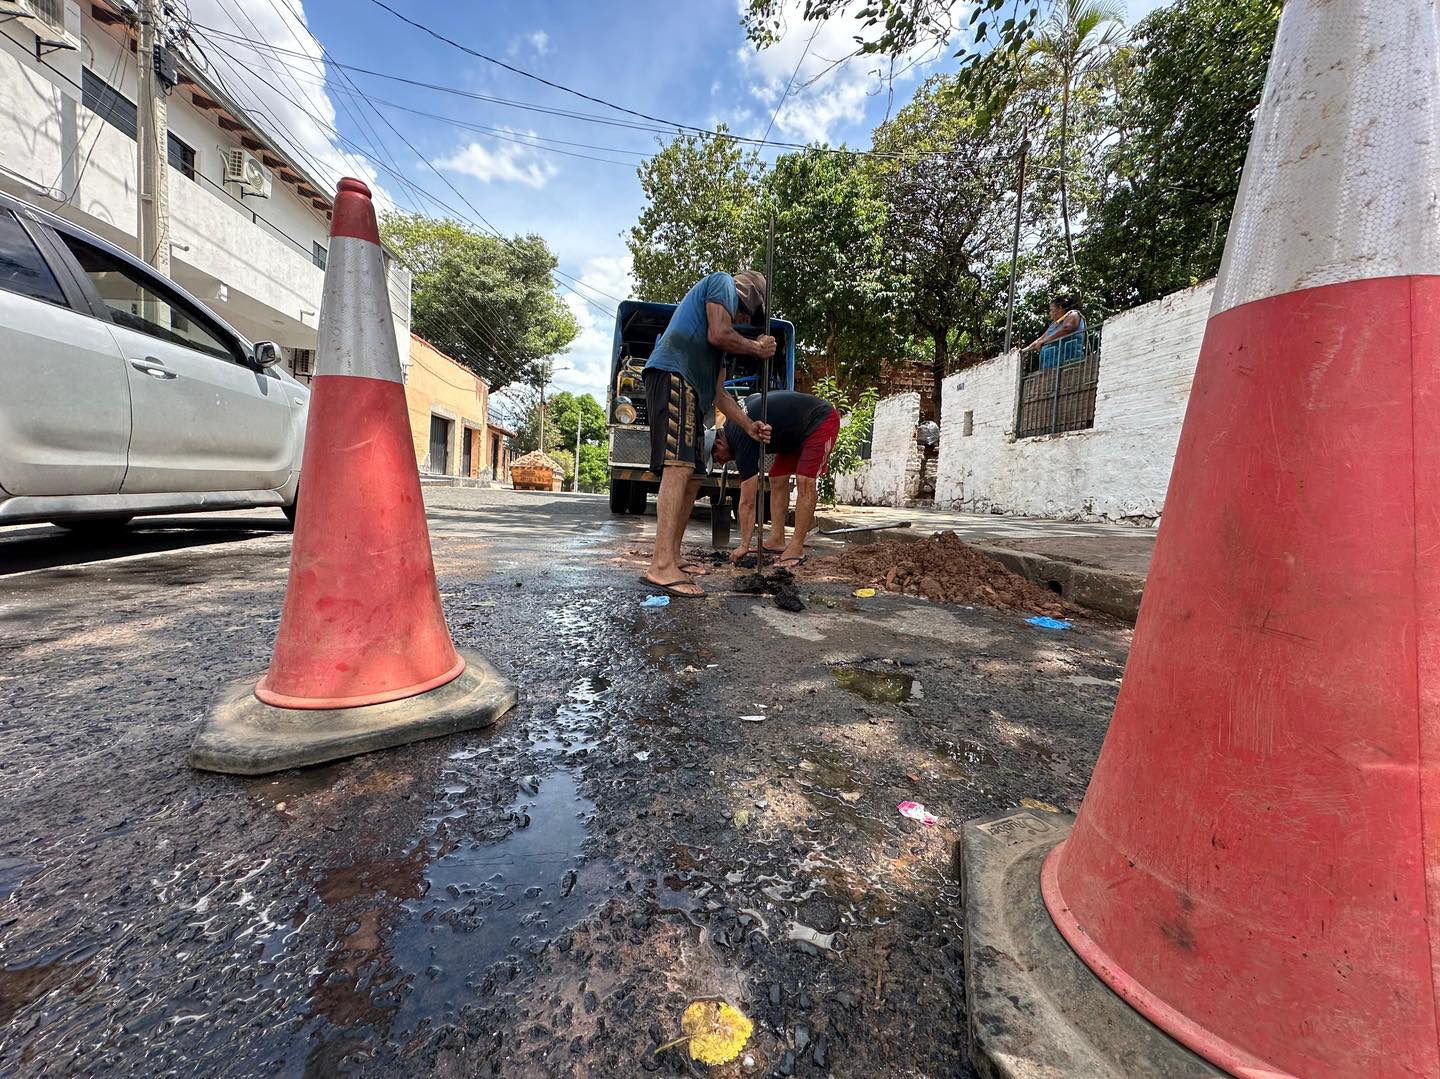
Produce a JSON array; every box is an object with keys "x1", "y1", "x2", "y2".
[{"x1": 814, "y1": 504, "x2": 1155, "y2": 621}]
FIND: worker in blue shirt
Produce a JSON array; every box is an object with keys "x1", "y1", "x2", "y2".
[{"x1": 641, "y1": 269, "x2": 775, "y2": 597}]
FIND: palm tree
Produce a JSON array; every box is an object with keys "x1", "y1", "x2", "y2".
[{"x1": 1029, "y1": 0, "x2": 1128, "y2": 266}]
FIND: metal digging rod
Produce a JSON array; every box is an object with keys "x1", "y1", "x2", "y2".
[{"x1": 758, "y1": 214, "x2": 775, "y2": 575}]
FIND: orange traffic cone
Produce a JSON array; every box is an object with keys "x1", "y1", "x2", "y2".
[
  {"x1": 191, "y1": 178, "x2": 516, "y2": 774},
  {"x1": 961, "y1": 4, "x2": 1440, "y2": 1077}
]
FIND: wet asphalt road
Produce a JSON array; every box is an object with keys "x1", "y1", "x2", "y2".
[{"x1": 0, "y1": 488, "x2": 1131, "y2": 1077}]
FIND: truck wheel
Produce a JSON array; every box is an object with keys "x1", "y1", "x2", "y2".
[
  {"x1": 609, "y1": 479, "x2": 631, "y2": 514},
  {"x1": 627, "y1": 483, "x2": 648, "y2": 515}
]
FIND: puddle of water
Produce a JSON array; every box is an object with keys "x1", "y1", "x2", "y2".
[
  {"x1": 529, "y1": 675, "x2": 605, "y2": 755},
  {"x1": 244, "y1": 760, "x2": 348, "y2": 805},
  {"x1": 383, "y1": 767, "x2": 604, "y2": 1037},
  {"x1": 931, "y1": 739, "x2": 1002, "y2": 791},
  {"x1": 830, "y1": 665, "x2": 915, "y2": 703}
]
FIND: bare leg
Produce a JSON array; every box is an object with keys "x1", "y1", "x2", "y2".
[
  {"x1": 646, "y1": 464, "x2": 703, "y2": 595},
  {"x1": 780, "y1": 476, "x2": 819, "y2": 562},
  {"x1": 672, "y1": 472, "x2": 703, "y2": 565},
  {"x1": 767, "y1": 478, "x2": 790, "y2": 551}
]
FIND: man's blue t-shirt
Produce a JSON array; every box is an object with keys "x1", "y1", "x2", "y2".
[{"x1": 644, "y1": 272, "x2": 738, "y2": 418}]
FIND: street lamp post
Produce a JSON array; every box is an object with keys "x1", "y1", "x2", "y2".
[{"x1": 574, "y1": 414, "x2": 583, "y2": 493}]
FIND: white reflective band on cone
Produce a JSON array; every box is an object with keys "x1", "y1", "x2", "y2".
[
  {"x1": 314, "y1": 234, "x2": 404, "y2": 383},
  {"x1": 1213, "y1": 0, "x2": 1440, "y2": 318}
]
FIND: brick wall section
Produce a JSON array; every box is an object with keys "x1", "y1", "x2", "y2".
[
  {"x1": 934, "y1": 281, "x2": 1214, "y2": 523},
  {"x1": 834, "y1": 392, "x2": 922, "y2": 506}
]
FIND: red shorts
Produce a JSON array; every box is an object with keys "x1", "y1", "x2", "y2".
[{"x1": 772, "y1": 408, "x2": 841, "y2": 479}]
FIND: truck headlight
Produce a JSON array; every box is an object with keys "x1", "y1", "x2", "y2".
[{"x1": 614, "y1": 396, "x2": 637, "y2": 424}]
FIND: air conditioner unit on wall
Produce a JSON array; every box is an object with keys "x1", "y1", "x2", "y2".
[
  {"x1": 222, "y1": 149, "x2": 272, "y2": 199},
  {"x1": 290, "y1": 348, "x2": 315, "y2": 376}
]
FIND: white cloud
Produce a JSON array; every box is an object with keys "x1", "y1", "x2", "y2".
[
  {"x1": 185, "y1": 0, "x2": 388, "y2": 205},
  {"x1": 435, "y1": 138, "x2": 558, "y2": 189},
  {"x1": 552, "y1": 253, "x2": 634, "y2": 402},
  {"x1": 734, "y1": 0, "x2": 962, "y2": 144},
  {"x1": 508, "y1": 29, "x2": 551, "y2": 57}
]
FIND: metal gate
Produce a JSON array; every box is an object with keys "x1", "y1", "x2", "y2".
[
  {"x1": 1016, "y1": 331, "x2": 1101, "y2": 439},
  {"x1": 428, "y1": 415, "x2": 451, "y2": 475}
]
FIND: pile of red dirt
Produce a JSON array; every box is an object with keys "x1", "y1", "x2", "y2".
[{"x1": 804, "y1": 530, "x2": 1071, "y2": 615}]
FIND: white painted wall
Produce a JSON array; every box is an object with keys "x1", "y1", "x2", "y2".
[
  {"x1": 0, "y1": 10, "x2": 408, "y2": 362},
  {"x1": 834, "y1": 391, "x2": 921, "y2": 507},
  {"x1": 933, "y1": 281, "x2": 1215, "y2": 524}
]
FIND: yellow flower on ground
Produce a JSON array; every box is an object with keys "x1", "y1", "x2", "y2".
[{"x1": 680, "y1": 1000, "x2": 753, "y2": 1066}]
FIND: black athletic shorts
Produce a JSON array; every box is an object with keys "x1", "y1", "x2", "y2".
[{"x1": 643, "y1": 367, "x2": 706, "y2": 476}]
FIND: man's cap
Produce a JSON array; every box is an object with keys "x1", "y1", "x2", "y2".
[{"x1": 734, "y1": 270, "x2": 767, "y2": 321}]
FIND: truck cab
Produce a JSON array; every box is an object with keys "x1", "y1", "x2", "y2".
[{"x1": 606, "y1": 298, "x2": 795, "y2": 515}]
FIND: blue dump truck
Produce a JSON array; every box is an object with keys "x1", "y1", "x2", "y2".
[{"x1": 605, "y1": 299, "x2": 796, "y2": 515}]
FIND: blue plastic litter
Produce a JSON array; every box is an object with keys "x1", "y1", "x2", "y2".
[
  {"x1": 1026, "y1": 615, "x2": 1072, "y2": 630},
  {"x1": 641, "y1": 595, "x2": 671, "y2": 608}
]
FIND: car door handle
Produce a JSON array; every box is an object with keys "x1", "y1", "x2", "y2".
[{"x1": 130, "y1": 357, "x2": 177, "y2": 380}]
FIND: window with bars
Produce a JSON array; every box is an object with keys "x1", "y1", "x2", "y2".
[{"x1": 29, "y1": 0, "x2": 64, "y2": 30}]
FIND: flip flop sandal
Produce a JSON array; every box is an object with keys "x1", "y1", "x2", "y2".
[
  {"x1": 639, "y1": 574, "x2": 704, "y2": 598},
  {"x1": 774, "y1": 555, "x2": 807, "y2": 568},
  {"x1": 679, "y1": 562, "x2": 711, "y2": 576}
]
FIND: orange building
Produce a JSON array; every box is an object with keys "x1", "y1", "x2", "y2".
[{"x1": 405, "y1": 335, "x2": 501, "y2": 481}]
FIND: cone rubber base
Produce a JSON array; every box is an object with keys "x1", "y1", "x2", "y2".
[
  {"x1": 190, "y1": 649, "x2": 517, "y2": 775},
  {"x1": 958, "y1": 808, "x2": 1224, "y2": 1079}
]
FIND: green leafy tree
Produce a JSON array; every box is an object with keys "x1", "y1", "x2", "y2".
[
  {"x1": 812, "y1": 376, "x2": 880, "y2": 504},
  {"x1": 1027, "y1": 1, "x2": 1128, "y2": 265},
  {"x1": 627, "y1": 126, "x2": 767, "y2": 302},
  {"x1": 764, "y1": 148, "x2": 900, "y2": 388},
  {"x1": 511, "y1": 390, "x2": 608, "y2": 466},
  {"x1": 1077, "y1": 0, "x2": 1280, "y2": 310},
  {"x1": 380, "y1": 212, "x2": 579, "y2": 391},
  {"x1": 870, "y1": 74, "x2": 1038, "y2": 416},
  {"x1": 546, "y1": 391, "x2": 608, "y2": 449},
  {"x1": 577, "y1": 443, "x2": 609, "y2": 493}
]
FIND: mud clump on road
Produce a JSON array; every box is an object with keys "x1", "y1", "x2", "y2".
[
  {"x1": 806, "y1": 530, "x2": 1069, "y2": 615},
  {"x1": 733, "y1": 567, "x2": 805, "y2": 611}
]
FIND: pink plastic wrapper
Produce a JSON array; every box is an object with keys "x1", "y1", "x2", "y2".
[{"x1": 897, "y1": 801, "x2": 938, "y2": 827}]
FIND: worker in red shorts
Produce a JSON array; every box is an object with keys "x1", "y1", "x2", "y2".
[{"x1": 712, "y1": 390, "x2": 840, "y2": 568}]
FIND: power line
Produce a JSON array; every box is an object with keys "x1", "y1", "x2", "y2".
[
  {"x1": 191, "y1": 26, "x2": 626, "y2": 311},
  {"x1": 761, "y1": 21, "x2": 822, "y2": 146},
  {"x1": 189, "y1": 20, "x2": 951, "y2": 161},
  {"x1": 189, "y1": 31, "x2": 540, "y2": 383}
]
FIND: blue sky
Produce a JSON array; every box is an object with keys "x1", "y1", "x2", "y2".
[{"x1": 190, "y1": 0, "x2": 1168, "y2": 404}]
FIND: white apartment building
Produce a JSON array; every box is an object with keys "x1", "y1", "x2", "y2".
[{"x1": 0, "y1": 0, "x2": 410, "y2": 378}]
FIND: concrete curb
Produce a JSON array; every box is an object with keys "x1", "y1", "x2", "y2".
[
  {"x1": 959, "y1": 809, "x2": 1222, "y2": 1078},
  {"x1": 971, "y1": 544, "x2": 1144, "y2": 622},
  {"x1": 190, "y1": 648, "x2": 517, "y2": 775}
]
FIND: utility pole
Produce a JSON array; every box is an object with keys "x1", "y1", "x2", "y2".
[
  {"x1": 573, "y1": 411, "x2": 582, "y2": 493},
  {"x1": 136, "y1": 0, "x2": 170, "y2": 276},
  {"x1": 1002, "y1": 139, "x2": 1029, "y2": 356},
  {"x1": 1007, "y1": 140, "x2": 1031, "y2": 439}
]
